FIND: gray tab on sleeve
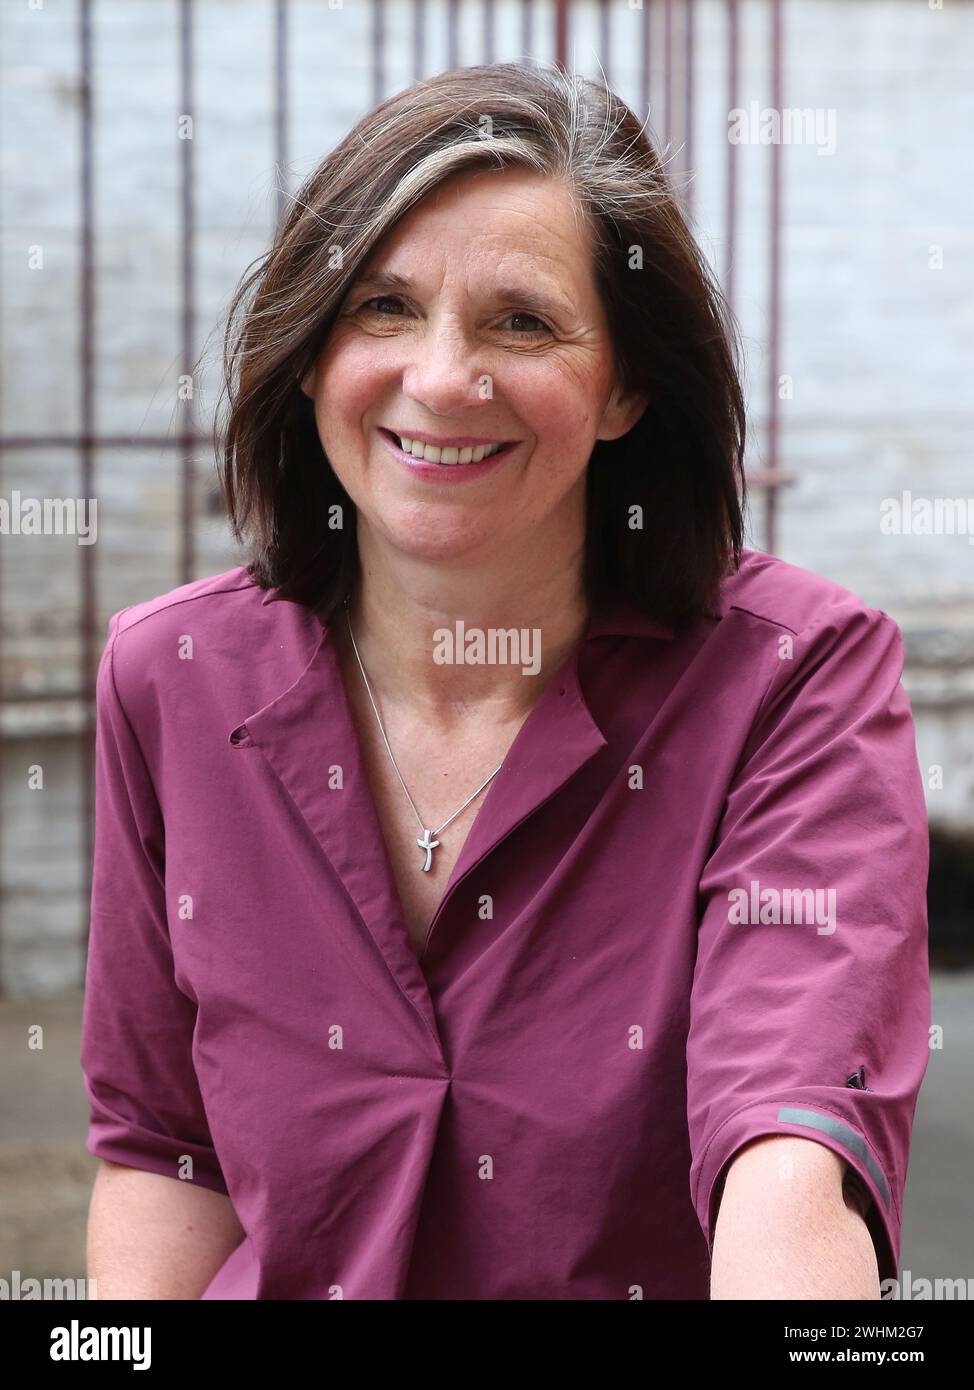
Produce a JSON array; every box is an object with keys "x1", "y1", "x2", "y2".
[{"x1": 775, "y1": 1107, "x2": 890, "y2": 1210}]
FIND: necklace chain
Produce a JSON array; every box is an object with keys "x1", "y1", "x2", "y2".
[{"x1": 343, "y1": 596, "x2": 504, "y2": 872}]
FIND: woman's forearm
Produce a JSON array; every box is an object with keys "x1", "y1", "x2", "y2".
[
  {"x1": 87, "y1": 1159, "x2": 245, "y2": 1299},
  {"x1": 710, "y1": 1135, "x2": 880, "y2": 1299}
]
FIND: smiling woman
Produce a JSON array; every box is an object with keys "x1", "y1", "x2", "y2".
[
  {"x1": 300, "y1": 166, "x2": 657, "y2": 553},
  {"x1": 216, "y1": 60, "x2": 747, "y2": 625},
  {"x1": 81, "y1": 61, "x2": 930, "y2": 1302}
]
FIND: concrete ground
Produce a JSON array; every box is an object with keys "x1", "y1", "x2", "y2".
[{"x1": 1, "y1": 975, "x2": 971, "y2": 1291}]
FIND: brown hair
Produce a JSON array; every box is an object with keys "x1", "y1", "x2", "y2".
[{"x1": 216, "y1": 60, "x2": 747, "y2": 630}]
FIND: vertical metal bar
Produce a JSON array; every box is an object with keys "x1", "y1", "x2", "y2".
[
  {"x1": 79, "y1": 0, "x2": 97, "y2": 972},
  {"x1": 447, "y1": 0, "x2": 459, "y2": 69},
  {"x1": 663, "y1": 0, "x2": 672, "y2": 144},
  {"x1": 640, "y1": 0, "x2": 652, "y2": 126},
  {"x1": 372, "y1": 0, "x2": 385, "y2": 106},
  {"x1": 0, "y1": 43, "x2": 4, "y2": 998},
  {"x1": 178, "y1": 0, "x2": 195, "y2": 586},
  {"x1": 598, "y1": 0, "x2": 610, "y2": 84},
  {"x1": 274, "y1": 0, "x2": 289, "y2": 229},
  {"x1": 669, "y1": 0, "x2": 684, "y2": 204},
  {"x1": 724, "y1": 0, "x2": 739, "y2": 309},
  {"x1": 483, "y1": 0, "x2": 495, "y2": 64},
  {"x1": 521, "y1": 0, "x2": 532, "y2": 59},
  {"x1": 554, "y1": 0, "x2": 569, "y2": 71},
  {"x1": 412, "y1": 0, "x2": 425, "y2": 82},
  {"x1": 766, "y1": 0, "x2": 783, "y2": 553},
  {"x1": 684, "y1": 0, "x2": 695, "y2": 220}
]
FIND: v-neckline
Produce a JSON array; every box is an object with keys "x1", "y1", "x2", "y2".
[
  {"x1": 331, "y1": 617, "x2": 529, "y2": 963},
  {"x1": 233, "y1": 597, "x2": 612, "y2": 1065}
]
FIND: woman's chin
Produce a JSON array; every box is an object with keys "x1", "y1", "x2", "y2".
[
  {"x1": 370, "y1": 511, "x2": 499, "y2": 562},
  {"x1": 391, "y1": 531, "x2": 494, "y2": 563}
]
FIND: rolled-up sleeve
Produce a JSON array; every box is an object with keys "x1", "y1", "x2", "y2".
[
  {"x1": 80, "y1": 609, "x2": 228, "y2": 1195},
  {"x1": 687, "y1": 599, "x2": 930, "y2": 1286}
]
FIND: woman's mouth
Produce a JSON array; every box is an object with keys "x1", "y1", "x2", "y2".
[{"x1": 375, "y1": 425, "x2": 519, "y2": 480}]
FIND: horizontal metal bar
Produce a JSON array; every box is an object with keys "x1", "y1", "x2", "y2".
[
  {"x1": 0, "y1": 435, "x2": 214, "y2": 450},
  {"x1": 0, "y1": 690, "x2": 91, "y2": 704},
  {"x1": 745, "y1": 468, "x2": 798, "y2": 487}
]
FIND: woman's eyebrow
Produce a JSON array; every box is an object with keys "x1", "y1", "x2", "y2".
[
  {"x1": 352, "y1": 270, "x2": 413, "y2": 295},
  {"x1": 351, "y1": 270, "x2": 574, "y2": 322}
]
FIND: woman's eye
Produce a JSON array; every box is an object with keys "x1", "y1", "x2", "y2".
[
  {"x1": 503, "y1": 310, "x2": 551, "y2": 338},
  {"x1": 360, "y1": 295, "x2": 406, "y2": 317},
  {"x1": 354, "y1": 297, "x2": 550, "y2": 338}
]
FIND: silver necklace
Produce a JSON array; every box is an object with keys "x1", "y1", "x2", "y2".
[{"x1": 344, "y1": 596, "x2": 504, "y2": 874}]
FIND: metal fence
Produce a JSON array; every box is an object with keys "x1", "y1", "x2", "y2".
[{"x1": 0, "y1": 0, "x2": 787, "y2": 994}]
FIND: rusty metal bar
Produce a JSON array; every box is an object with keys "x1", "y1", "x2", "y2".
[
  {"x1": 3, "y1": 690, "x2": 109, "y2": 708},
  {"x1": 0, "y1": 53, "x2": 4, "y2": 996},
  {"x1": 79, "y1": 0, "x2": 96, "y2": 976},
  {"x1": 484, "y1": 0, "x2": 495, "y2": 64},
  {"x1": 764, "y1": 0, "x2": 784, "y2": 553},
  {"x1": 372, "y1": 0, "x2": 385, "y2": 107},
  {"x1": 447, "y1": 0, "x2": 459, "y2": 69},
  {"x1": 640, "y1": 1, "x2": 651, "y2": 125},
  {"x1": 724, "y1": 0, "x2": 739, "y2": 308},
  {"x1": 0, "y1": 14, "x2": 5, "y2": 998},
  {"x1": 0, "y1": 434, "x2": 217, "y2": 449},
  {"x1": 554, "y1": 0, "x2": 569, "y2": 70},
  {"x1": 598, "y1": 0, "x2": 610, "y2": 83},
  {"x1": 669, "y1": 0, "x2": 685, "y2": 211},
  {"x1": 178, "y1": 0, "x2": 196, "y2": 586},
  {"x1": 684, "y1": 0, "x2": 695, "y2": 221},
  {"x1": 663, "y1": 0, "x2": 673, "y2": 144},
  {"x1": 748, "y1": 466, "x2": 795, "y2": 488},
  {"x1": 412, "y1": 0, "x2": 425, "y2": 81},
  {"x1": 274, "y1": 0, "x2": 289, "y2": 228}
]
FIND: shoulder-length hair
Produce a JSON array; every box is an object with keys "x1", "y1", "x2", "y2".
[{"x1": 216, "y1": 60, "x2": 747, "y2": 631}]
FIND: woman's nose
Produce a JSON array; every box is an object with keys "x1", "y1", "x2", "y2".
[{"x1": 400, "y1": 319, "x2": 487, "y2": 416}]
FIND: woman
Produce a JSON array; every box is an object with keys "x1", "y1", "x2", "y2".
[{"x1": 82, "y1": 61, "x2": 930, "y2": 1300}]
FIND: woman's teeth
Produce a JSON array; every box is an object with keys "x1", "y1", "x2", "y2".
[{"x1": 396, "y1": 434, "x2": 506, "y2": 465}]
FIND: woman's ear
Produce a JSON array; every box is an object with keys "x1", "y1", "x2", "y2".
[
  {"x1": 298, "y1": 361, "x2": 317, "y2": 399},
  {"x1": 596, "y1": 381, "x2": 650, "y2": 442}
]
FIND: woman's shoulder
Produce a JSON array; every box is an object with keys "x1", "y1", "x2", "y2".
[
  {"x1": 106, "y1": 564, "x2": 261, "y2": 645},
  {"x1": 718, "y1": 546, "x2": 901, "y2": 643},
  {"x1": 99, "y1": 565, "x2": 325, "y2": 724}
]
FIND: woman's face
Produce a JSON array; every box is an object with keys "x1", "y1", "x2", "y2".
[{"x1": 301, "y1": 167, "x2": 647, "y2": 565}]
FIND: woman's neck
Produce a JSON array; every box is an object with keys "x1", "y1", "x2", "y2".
[{"x1": 338, "y1": 541, "x2": 590, "y2": 729}]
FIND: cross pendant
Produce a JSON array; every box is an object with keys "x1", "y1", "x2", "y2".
[{"x1": 417, "y1": 828, "x2": 441, "y2": 873}]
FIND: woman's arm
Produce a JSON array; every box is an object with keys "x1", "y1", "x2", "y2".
[
  {"x1": 687, "y1": 604, "x2": 928, "y2": 1291},
  {"x1": 710, "y1": 1135, "x2": 880, "y2": 1299},
  {"x1": 87, "y1": 1159, "x2": 246, "y2": 1299}
]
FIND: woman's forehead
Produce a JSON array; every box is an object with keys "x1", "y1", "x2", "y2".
[{"x1": 361, "y1": 176, "x2": 594, "y2": 292}]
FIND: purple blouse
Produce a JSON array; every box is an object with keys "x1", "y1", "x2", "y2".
[{"x1": 80, "y1": 547, "x2": 931, "y2": 1298}]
